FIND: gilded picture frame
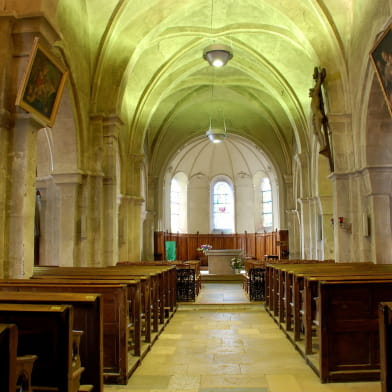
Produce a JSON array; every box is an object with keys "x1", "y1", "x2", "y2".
[
  {"x1": 15, "y1": 37, "x2": 68, "y2": 127},
  {"x1": 370, "y1": 23, "x2": 392, "y2": 117}
]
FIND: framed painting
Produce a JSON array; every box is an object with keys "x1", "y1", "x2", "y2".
[
  {"x1": 15, "y1": 37, "x2": 68, "y2": 127},
  {"x1": 370, "y1": 22, "x2": 392, "y2": 117}
]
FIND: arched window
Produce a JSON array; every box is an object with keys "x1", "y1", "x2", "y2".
[
  {"x1": 171, "y1": 179, "x2": 180, "y2": 232},
  {"x1": 170, "y1": 173, "x2": 187, "y2": 233},
  {"x1": 212, "y1": 180, "x2": 234, "y2": 233},
  {"x1": 260, "y1": 177, "x2": 273, "y2": 228}
]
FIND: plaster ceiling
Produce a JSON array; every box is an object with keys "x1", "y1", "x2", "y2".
[{"x1": 53, "y1": 0, "x2": 365, "y2": 177}]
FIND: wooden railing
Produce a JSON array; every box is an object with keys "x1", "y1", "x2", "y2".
[{"x1": 154, "y1": 230, "x2": 288, "y2": 262}]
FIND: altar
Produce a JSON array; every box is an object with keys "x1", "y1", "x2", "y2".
[{"x1": 205, "y1": 249, "x2": 243, "y2": 275}]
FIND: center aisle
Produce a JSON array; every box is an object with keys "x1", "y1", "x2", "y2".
[{"x1": 105, "y1": 282, "x2": 380, "y2": 392}]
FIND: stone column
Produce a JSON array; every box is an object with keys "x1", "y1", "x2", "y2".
[
  {"x1": 118, "y1": 194, "x2": 130, "y2": 261},
  {"x1": 7, "y1": 115, "x2": 41, "y2": 278},
  {"x1": 142, "y1": 210, "x2": 155, "y2": 260},
  {"x1": 128, "y1": 154, "x2": 145, "y2": 261},
  {"x1": 298, "y1": 198, "x2": 312, "y2": 259},
  {"x1": 286, "y1": 209, "x2": 300, "y2": 259},
  {"x1": 52, "y1": 173, "x2": 82, "y2": 266},
  {"x1": 331, "y1": 173, "x2": 353, "y2": 262},
  {"x1": 101, "y1": 115, "x2": 121, "y2": 266},
  {"x1": 118, "y1": 194, "x2": 144, "y2": 261},
  {"x1": 319, "y1": 195, "x2": 334, "y2": 259},
  {"x1": 364, "y1": 167, "x2": 392, "y2": 264},
  {"x1": 0, "y1": 18, "x2": 13, "y2": 275},
  {"x1": 2, "y1": 16, "x2": 60, "y2": 277}
]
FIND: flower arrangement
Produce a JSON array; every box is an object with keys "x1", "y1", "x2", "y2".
[
  {"x1": 231, "y1": 256, "x2": 244, "y2": 270},
  {"x1": 197, "y1": 244, "x2": 212, "y2": 254}
]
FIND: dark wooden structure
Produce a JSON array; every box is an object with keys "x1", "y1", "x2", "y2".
[
  {"x1": 264, "y1": 261, "x2": 392, "y2": 383},
  {"x1": 0, "y1": 291, "x2": 103, "y2": 392},
  {"x1": 0, "y1": 280, "x2": 129, "y2": 384},
  {"x1": 0, "y1": 323, "x2": 17, "y2": 392},
  {"x1": 379, "y1": 302, "x2": 392, "y2": 392},
  {"x1": 0, "y1": 303, "x2": 81, "y2": 392},
  {"x1": 154, "y1": 230, "x2": 288, "y2": 262}
]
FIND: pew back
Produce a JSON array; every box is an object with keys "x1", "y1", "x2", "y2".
[{"x1": 0, "y1": 291, "x2": 103, "y2": 392}]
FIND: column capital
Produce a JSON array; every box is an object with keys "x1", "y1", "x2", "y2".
[
  {"x1": 12, "y1": 16, "x2": 60, "y2": 55},
  {"x1": 51, "y1": 171, "x2": 84, "y2": 185},
  {"x1": 131, "y1": 153, "x2": 145, "y2": 168}
]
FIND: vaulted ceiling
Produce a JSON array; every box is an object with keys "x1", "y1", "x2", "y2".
[{"x1": 52, "y1": 0, "x2": 374, "y2": 178}]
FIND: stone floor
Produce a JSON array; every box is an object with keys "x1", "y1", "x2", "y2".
[{"x1": 104, "y1": 282, "x2": 381, "y2": 392}]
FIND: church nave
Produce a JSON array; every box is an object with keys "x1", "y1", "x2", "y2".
[{"x1": 105, "y1": 282, "x2": 380, "y2": 392}]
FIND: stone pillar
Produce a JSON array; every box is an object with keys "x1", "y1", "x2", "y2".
[
  {"x1": 101, "y1": 115, "x2": 121, "y2": 266},
  {"x1": 118, "y1": 194, "x2": 130, "y2": 261},
  {"x1": 52, "y1": 173, "x2": 82, "y2": 266},
  {"x1": 298, "y1": 198, "x2": 312, "y2": 259},
  {"x1": 87, "y1": 173, "x2": 104, "y2": 266},
  {"x1": 370, "y1": 194, "x2": 392, "y2": 264},
  {"x1": 128, "y1": 154, "x2": 145, "y2": 261},
  {"x1": 129, "y1": 196, "x2": 144, "y2": 261},
  {"x1": 142, "y1": 210, "x2": 155, "y2": 260},
  {"x1": 286, "y1": 209, "x2": 300, "y2": 259},
  {"x1": 118, "y1": 194, "x2": 144, "y2": 261},
  {"x1": 331, "y1": 173, "x2": 353, "y2": 262},
  {"x1": 7, "y1": 116, "x2": 41, "y2": 278},
  {"x1": 1, "y1": 16, "x2": 60, "y2": 277},
  {"x1": 364, "y1": 167, "x2": 392, "y2": 264},
  {"x1": 319, "y1": 195, "x2": 334, "y2": 259},
  {"x1": 35, "y1": 178, "x2": 52, "y2": 265}
]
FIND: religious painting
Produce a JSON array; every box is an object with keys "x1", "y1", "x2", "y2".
[
  {"x1": 15, "y1": 37, "x2": 68, "y2": 127},
  {"x1": 370, "y1": 23, "x2": 392, "y2": 117}
]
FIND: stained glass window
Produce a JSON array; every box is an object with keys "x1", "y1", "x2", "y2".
[{"x1": 212, "y1": 181, "x2": 234, "y2": 231}]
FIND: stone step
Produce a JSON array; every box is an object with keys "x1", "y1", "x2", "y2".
[{"x1": 200, "y1": 273, "x2": 243, "y2": 282}]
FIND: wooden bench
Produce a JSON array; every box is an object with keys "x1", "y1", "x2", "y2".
[
  {"x1": 33, "y1": 265, "x2": 176, "y2": 327},
  {"x1": 0, "y1": 323, "x2": 17, "y2": 392},
  {"x1": 0, "y1": 291, "x2": 102, "y2": 392},
  {"x1": 264, "y1": 259, "x2": 333, "y2": 312},
  {"x1": 0, "y1": 323, "x2": 39, "y2": 392},
  {"x1": 302, "y1": 270, "x2": 392, "y2": 355},
  {"x1": 0, "y1": 281, "x2": 130, "y2": 385},
  {"x1": 264, "y1": 262, "x2": 392, "y2": 383},
  {"x1": 0, "y1": 303, "x2": 83, "y2": 392},
  {"x1": 379, "y1": 302, "x2": 392, "y2": 392},
  {"x1": 314, "y1": 279, "x2": 392, "y2": 382},
  {"x1": 118, "y1": 260, "x2": 201, "y2": 297},
  {"x1": 33, "y1": 272, "x2": 154, "y2": 341}
]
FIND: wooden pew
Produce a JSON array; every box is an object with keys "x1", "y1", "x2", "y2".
[
  {"x1": 118, "y1": 260, "x2": 201, "y2": 298},
  {"x1": 265, "y1": 262, "x2": 373, "y2": 334},
  {"x1": 283, "y1": 264, "x2": 392, "y2": 346},
  {"x1": 379, "y1": 302, "x2": 392, "y2": 392},
  {"x1": 15, "y1": 353, "x2": 38, "y2": 392},
  {"x1": 264, "y1": 259, "x2": 333, "y2": 313},
  {"x1": 314, "y1": 279, "x2": 392, "y2": 382},
  {"x1": 33, "y1": 265, "x2": 176, "y2": 329},
  {"x1": 302, "y1": 270, "x2": 392, "y2": 355},
  {"x1": 32, "y1": 272, "x2": 154, "y2": 341},
  {"x1": 0, "y1": 303, "x2": 82, "y2": 392},
  {"x1": 0, "y1": 281, "x2": 130, "y2": 385},
  {"x1": 0, "y1": 291, "x2": 103, "y2": 392},
  {"x1": 267, "y1": 263, "x2": 392, "y2": 383},
  {"x1": 0, "y1": 323, "x2": 17, "y2": 392}
]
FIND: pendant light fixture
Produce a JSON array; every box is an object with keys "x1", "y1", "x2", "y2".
[
  {"x1": 203, "y1": 0, "x2": 233, "y2": 67},
  {"x1": 203, "y1": 44, "x2": 233, "y2": 68},
  {"x1": 205, "y1": 83, "x2": 227, "y2": 143},
  {"x1": 206, "y1": 119, "x2": 227, "y2": 143}
]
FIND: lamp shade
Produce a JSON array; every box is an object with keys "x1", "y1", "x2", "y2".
[
  {"x1": 206, "y1": 126, "x2": 226, "y2": 143},
  {"x1": 203, "y1": 44, "x2": 233, "y2": 67}
]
